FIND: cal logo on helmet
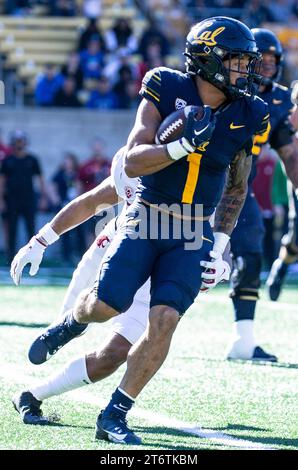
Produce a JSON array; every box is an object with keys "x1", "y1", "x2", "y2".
[{"x1": 193, "y1": 27, "x2": 225, "y2": 47}]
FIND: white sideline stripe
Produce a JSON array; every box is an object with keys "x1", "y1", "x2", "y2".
[
  {"x1": 70, "y1": 390, "x2": 274, "y2": 450},
  {"x1": 1, "y1": 365, "x2": 274, "y2": 450}
]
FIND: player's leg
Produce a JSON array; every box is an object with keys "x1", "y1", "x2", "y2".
[
  {"x1": 60, "y1": 220, "x2": 117, "y2": 316},
  {"x1": 28, "y1": 219, "x2": 117, "y2": 364},
  {"x1": 29, "y1": 201, "x2": 158, "y2": 364},
  {"x1": 13, "y1": 285, "x2": 150, "y2": 424},
  {"x1": 227, "y1": 193, "x2": 277, "y2": 361},
  {"x1": 267, "y1": 189, "x2": 298, "y2": 301},
  {"x1": 226, "y1": 251, "x2": 276, "y2": 360},
  {"x1": 96, "y1": 220, "x2": 213, "y2": 445}
]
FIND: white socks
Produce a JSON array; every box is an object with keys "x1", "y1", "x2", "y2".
[
  {"x1": 29, "y1": 356, "x2": 92, "y2": 401},
  {"x1": 226, "y1": 320, "x2": 256, "y2": 360}
]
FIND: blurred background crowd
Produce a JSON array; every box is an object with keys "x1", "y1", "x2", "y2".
[{"x1": 0, "y1": 0, "x2": 297, "y2": 269}]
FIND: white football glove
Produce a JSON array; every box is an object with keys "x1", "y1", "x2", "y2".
[
  {"x1": 10, "y1": 223, "x2": 59, "y2": 286},
  {"x1": 10, "y1": 237, "x2": 46, "y2": 286},
  {"x1": 200, "y1": 250, "x2": 231, "y2": 293}
]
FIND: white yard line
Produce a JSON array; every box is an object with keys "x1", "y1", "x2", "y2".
[{"x1": 1, "y1": 364, "x2": 274, "y2": 450}]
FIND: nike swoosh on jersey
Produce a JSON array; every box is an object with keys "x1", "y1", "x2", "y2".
[
  {"x1": 230, "y1": 123, "x2": 245, "y2": 129},
  {"x1": 273, "y1": 99, "x2": 282, "y2": 105}
]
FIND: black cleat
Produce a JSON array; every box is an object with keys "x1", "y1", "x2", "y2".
[
  {"x1": 12, "y1": 391, "x2": 48, "y2": 425},
  {"x1": 28, "y1": 314, "x2": 87, "y2": 365},
  {"x1": 252, "y1": 346, "x2": 278, "y2": 362},
  {"x1": 266, "y1": 259, "x2": 288, "y2": 301},
  {"x1": 95, "y1": 411, "x2": 142, "y2": 445}
]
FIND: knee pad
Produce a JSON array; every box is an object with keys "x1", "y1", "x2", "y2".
[{"x1": 230, "y1": 253, "x2": 261, "y2": 300}]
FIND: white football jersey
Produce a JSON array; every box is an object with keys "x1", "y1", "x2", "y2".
[{"x1": 110, "y1": 146, "x2": 138, "y2": 204}]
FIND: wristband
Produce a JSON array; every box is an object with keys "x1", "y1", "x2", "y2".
[
  {"x1": 213, "y1": 232, "x2": 230, "y2": 255},
  {"x1": 37, "y1": 223, "x2": 60, "y2": 246},
  {"x1": 166, "y1": 137, "x2": 195, "y2": 161}
]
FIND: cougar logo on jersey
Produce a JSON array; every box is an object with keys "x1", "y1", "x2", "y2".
[
  {"x1": 175, "y1": 98, "x2": 187, "y2": 110},
  {"x1": 125, "y1": 186, "x2": 134, "y2": 200},
  {"x1": 96, "y1": 235, "x2": 110, "y2": 249}
]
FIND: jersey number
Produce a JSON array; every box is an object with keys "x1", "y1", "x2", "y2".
[{"x1": 182, "y1": 152, "x2": 203, "y2": 204}]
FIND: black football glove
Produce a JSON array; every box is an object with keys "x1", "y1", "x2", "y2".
[{"x1": 183, "y1": 105, "x2": 216, "y2": 148}]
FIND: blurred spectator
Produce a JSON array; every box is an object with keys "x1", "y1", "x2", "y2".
[
  {"x1": 51, "y1": 153, "x2": 86, "y2": 263},
  {"x1": 86, "y1": 75, "x2": 119, "y2": 109},
  {"x1": 35, "y1": 64, "x2": 64, "y2": 107},
  {"x1": 253, "y1": 147, "x2": 277, "y2": 269},
  {"x1": 0, "y1": 131, "x2": 46, "y2": 263},
  {"x1": 78, "y1": 139, "x2": 110, "y2": 244},
  {"x1": 137, "y1": 39, "x2": 166, "y2": 85},
  {"x1": 138, "y1": 20, "x2": 170, "y2": 62},
  {"x1": 103, "y1": 49, "x2": 137, "y2": 86},
  {"x1": 61, "y1": 52, "x2": 84, "y2": 90},
  {"x1": 83, "y1": 0, "x2": 102, "y2": 18},
  {"x1": 78, "y1": 139, "x2": 110, "y2": 193},
  {"x1": 104, "y1": 18, "x2": 138, "y2": 54},
  {"x1": 266, "y1": 0, "x2": 292, "y2": 23},
  {"x1": 4, "y1": 0, "x2": 31, "y2": 15},
  {"x1": 78, "y1": 17, "x2": 106, "y2": 52},
  {"x1": 113, "y1": 66, "x2": 140, "y2": 109},
  {"x1": 50, "y1": 0, "x2": 76, "y2": 16},
  {"x1": 241, "y1": 0, "x2": 273, "y2": 28},
  {"x1": 271, "y1": 158, "x2": 289, "y2": 254},
  {"x1": 80, "y1": 37, "x2": 105, "y2": 80},
  {"x1": 0, "y1": 129, "x2": 12, "y2": 162},
  {"x1": 54, "y1": 77, "x2": 81, "y2": 107}
]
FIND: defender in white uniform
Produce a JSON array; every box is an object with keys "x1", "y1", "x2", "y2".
[{"x1": 11, "y1": 147, "x2": 226, "y2": 425}]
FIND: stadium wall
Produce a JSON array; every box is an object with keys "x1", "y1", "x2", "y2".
[
  {"x1": 0, "y1": 107, "x2": 135, "y2": 254},
  {"x1": 0, "y1": 107, "x2": 136, "y2": 176}
]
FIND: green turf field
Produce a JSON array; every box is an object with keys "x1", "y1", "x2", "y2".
[{"x1": 0, "y1": 284, "x2": 297, "y2": 450}]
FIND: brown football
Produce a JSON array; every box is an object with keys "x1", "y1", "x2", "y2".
[{"x1": 155, "y1": 105, "x2": 204, "y2": 144}]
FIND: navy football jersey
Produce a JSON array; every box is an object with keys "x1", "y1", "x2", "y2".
[
  {"x1": 138, "y1": 67, "x2": 269, "y2": 216},
  {"x1": 249, "y1": 82, "x2": 294, "y2": 184}
]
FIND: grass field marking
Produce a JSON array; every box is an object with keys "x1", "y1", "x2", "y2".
[{"x1": 0, "y1": 364, "x2": 275, "y2": 450}]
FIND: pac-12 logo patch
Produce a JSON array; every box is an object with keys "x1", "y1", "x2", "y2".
[{"x1": 175, "y1": 98, "x2": 187, "y2": 110}]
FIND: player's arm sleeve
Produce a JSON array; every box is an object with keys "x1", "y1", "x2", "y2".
[
  {"x1": 269, "y1": 118, "x2": 295, "y2": 150},
  {"x1": 139, "y1": 68, "x2": 162, "y2": 114},
  {"x1": 255, "y1": 105, "x2": 270, "y2": 137}
]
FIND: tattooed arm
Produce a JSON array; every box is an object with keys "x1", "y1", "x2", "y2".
[
  {"x1": 277, "y1": 143, "x2": 298, "y2": 189},
  {"x1": 199, "y1": 149, "x2": 251, "y2": 290},
  {"x1": 214, "y1": 148, "x2": 252, "y2": 236}
]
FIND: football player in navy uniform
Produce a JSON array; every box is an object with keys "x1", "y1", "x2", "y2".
[
  {"x1": 226, "y1": 29, "x2": 298, "y2": 362},
  {"x1": 266, "y1": 80, "x2": 298, "y2": 301},
  {"x1": 18, "y1": 17, "x2": 270, "y2": 444}
]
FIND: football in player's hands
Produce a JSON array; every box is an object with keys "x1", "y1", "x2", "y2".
[{"x1": 155, "y1": 105, "x2": 205, "y2": 144}]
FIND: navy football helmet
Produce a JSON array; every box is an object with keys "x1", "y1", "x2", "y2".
[
  {"x1": 252, "y1": 28, "x2": 283, "y2": 86},
  {"x1": 184, "y1": 17, "x2": 261, "y2": 100}
]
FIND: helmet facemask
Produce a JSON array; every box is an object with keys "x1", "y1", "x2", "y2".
[{"x1": 184, "y1": 46, "x2": 261, "y2": 100}]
